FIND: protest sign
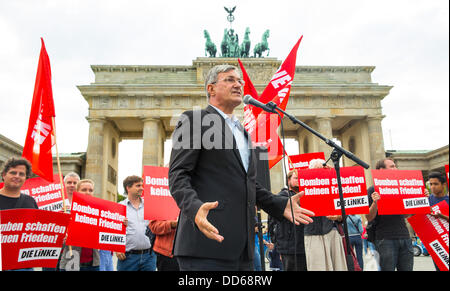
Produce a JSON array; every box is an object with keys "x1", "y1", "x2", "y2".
[
  {"x1": 371, "y1": 170, "x2": 429, "y2": 215},
  {"x1": 143, "y1": 165, "x2": 180, "y2": 220},
  {"x1": 19, "y1": 174, "x2": 67, "y2": 211},
  {"x1": 408, "y1": 201, "x2": 449, "y2": 271},
  {"x1": 0, "y1": 208, "x2": 70, "y2": 270},
  {"x1": 298, "y1": 166, "x2": 369, "y2": 216},
  {"x1": 288, "y1": 152, "x2": 325, "y2": 171},
  {"x1": 66, "y1": 192, "x2": 126, "y2": 252},
  {"x1": 445, "y1": 164, "x2": 449, "y2": 186}
]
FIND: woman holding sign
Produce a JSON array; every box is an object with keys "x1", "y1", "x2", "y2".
[{"x1": 59, "y1": 179, "x2": 101, "y2": 271}]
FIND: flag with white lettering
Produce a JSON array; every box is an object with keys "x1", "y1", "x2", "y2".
[
  {"x1": 0, "y1": 208, "x2": 70, "y2": 270},
  {"x1": 408, "y1": 201, "x2": 449, "y2": 271},
  {"x1": 298, "y1": 166, "x2": 369, "y2": 216},
  {"x1": 239, "y1": 36, "x2": 303, "y2": 169},
  {"x1": 143, "y1": 165, "x2": 180, "y2": 220},
  {"x1": 238, "y1": 58, "x2": 259, "y2": 134},
  {"x1": 22, "y1": 38, "x2": 56, "y2": 182},
  {"x1": 65, "y1": 192, "x2": 126, "y2": 252},
  {"x1": 372, "y1": 170, "x2": 429, "y2": 215}
]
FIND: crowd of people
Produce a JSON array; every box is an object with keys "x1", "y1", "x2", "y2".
[
  {"x1": 1, "y1": 64, "x2": 448, "y2": 271},
  {"x1": 265, "y1": 158, "x2": 448, "y2": 272}
]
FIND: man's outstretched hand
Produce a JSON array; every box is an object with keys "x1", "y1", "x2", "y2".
[
  {"x1": 283, "y1": 191, "x2": 315, "y2": 225},
  {"x1": 194, "y1": 201, "x2": 224, "y2": 243}
]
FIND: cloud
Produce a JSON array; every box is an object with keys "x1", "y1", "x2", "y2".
[{"x1": 0, "y1": 0, "x2": 448, "y2": 181}]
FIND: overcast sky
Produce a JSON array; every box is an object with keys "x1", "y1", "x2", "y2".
[{"x1": 0, "y1": 0, "x2": 448, "y2": 187}]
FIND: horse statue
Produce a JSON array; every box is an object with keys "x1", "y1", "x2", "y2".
[
  {"x1": 203, "y1": 30, "x2": 217, "y2": 57},
  {"x1": 253, "y1": 29, "x2": 270, "y2": 58},
  {"x1": 239, "y1": 27, "x2": 251, "y2": 58}
]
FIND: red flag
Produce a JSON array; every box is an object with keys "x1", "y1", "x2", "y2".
[
  {"x1": 240, "y1": 36, "x2": 303, "y2": 168},
  {"x1": 22, "y1": 38, "x2": 55, "y2": 182},
  {"x1": 238, "y1": 59, "x2": 259, "y2": 134}
]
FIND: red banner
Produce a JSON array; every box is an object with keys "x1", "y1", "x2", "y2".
[
  {"x1": 408, "y1": 201, "x2": 449, "y2": 271},
  {"x1": 19, "y1": 174, "x2": 66, "y2": 211},
  {"x1": 143, "y1": 166, "x2": 180, "y2": 220},
  {"x1": 288, "y1": 152, "x2": 326, "y2": 171},
  {"x1": 371, "y1": 170, "x2": 429, "y2": 215},
  {"x1": 22, "y1": 38, "x2": 56, "y2": 182},
  {"x1": 0, "y1": 209, "x2": 70, "y2": 270},
  {"x1": 65, "y1": 192, "x2": 126, "y2": 252},
  {"x1": 239, "y1": 36, "x2": 303, "y2": 169},
  {"x1": 445, "y1": 164, "x2": 449, "y2": 186},
  {"x1": 298, "y1": 167, "x2": 369, "y2": 216}
]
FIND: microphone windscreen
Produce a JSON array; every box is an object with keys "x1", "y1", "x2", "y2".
[{"x1": 243, "y1": 95, "x2": 252, "y2": 105}]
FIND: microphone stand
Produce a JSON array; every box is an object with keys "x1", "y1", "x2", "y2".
[
  {"x1": 264, "y1": 101, "x2": 370, "y2": 271},
  {"x1": 256, "y1": 206, "x2": 266, "y2": 271}
]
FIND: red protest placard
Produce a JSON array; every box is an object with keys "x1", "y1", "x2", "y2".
[
  {"x1": 371, "y1": 170, "x2": 429, "y2": 215},
  {"x1": 0, "y1": 209, "x2": 70, "y2": 270},
  {"x1": 445, "y1": 164, "x2": 449, "y2": 186},
  {"x1": 408, "y1": 201, "x2": 449, "y2": 271},
  {"x1": 65, "y1": 192, "x2": 126, "y2": 252},
  {"x1": 298, "y1": 166, "x2": 369, "y2": 216},
  {"x1": 143, "y1": 165, "x2": 180, "y2": 220},
  {"x1": 20, "y1": 174, "x2": 67, "y2": 212},
  {"x1": 288, "y1": 152, "x2": 326, "y2": 171}
]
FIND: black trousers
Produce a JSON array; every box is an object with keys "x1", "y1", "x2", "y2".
[
  {"x1": 156, "y1": 252, "x2": 180, "y2": 271},
  {"x1": 281, "y1": 253, "x2": 307, "y2": 271},
  {"x1": 176, "y1": 254, "x2": 253, "y2": 271}
]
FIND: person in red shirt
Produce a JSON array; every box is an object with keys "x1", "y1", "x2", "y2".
[{"x1": 149, "y1": 220, "x2": 179, "y2": 271}]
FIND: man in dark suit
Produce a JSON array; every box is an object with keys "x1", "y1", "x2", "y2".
[{"x1": 169, "y1": 64, "x2": 314, "y2": 271}]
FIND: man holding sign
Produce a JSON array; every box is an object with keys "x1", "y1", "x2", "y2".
[
  {"x1": 366, "y1": 158, "x2": 414, "y2": 271},
  {"x1": 427, "y1": 172, "x2": 449, "y2": 220},
  {"x1": 1, "y1": 157, "x2": 39, "y2": 271}
]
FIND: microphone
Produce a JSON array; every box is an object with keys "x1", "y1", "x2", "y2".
[{"x1": 242, "y1": 95, "x2": 276, "y2": 113}]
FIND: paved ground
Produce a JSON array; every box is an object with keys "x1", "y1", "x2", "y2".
[
  {"x1": 263, "y1": 252, "x2": 437, "y2": 271},
  {"x1": 362, "y1": 251, "x2": 436, "y2": 271}
]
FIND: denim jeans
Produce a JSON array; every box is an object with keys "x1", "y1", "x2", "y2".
[
  {"x1": 349, "y1": 235, "x2": 364, "y2": 271},
  {"x1": 117, "y1": 252, "x2": 156, "y2": 271},
  {"x1": 375, "y1": 238, "x2": 414, "y2": 271}
]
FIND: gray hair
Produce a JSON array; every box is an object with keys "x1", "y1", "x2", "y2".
[
  {"x1": 64, "y1": 172, "x2": 80, "y2": 183},
  {"x1": 309, "y1": 159, "x2": 326, "y2": 169},
  {"x1": 204, "y1": 64, "x2": 239, "y2": 99}
]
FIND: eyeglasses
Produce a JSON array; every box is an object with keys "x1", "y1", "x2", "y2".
[{"x1": 212, "y1": 77, "x2": 245, "y2": 86}]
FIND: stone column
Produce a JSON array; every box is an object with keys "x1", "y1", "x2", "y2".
[
  {"x1": 142, "y1": 117, "x2": 165, "y2": 167},
  {"x1": 316, "y1": 116, "x2": 334, "y2": 159},
  {"x1": 85, "y1": 117, "x2": 106, "y2": 197},
  {"x1": 367, "y1": 115, "x2": 386, "y2": 168}
]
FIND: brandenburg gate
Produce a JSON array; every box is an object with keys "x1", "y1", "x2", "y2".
[{"x1": 78, "y1": 57, "x2": 392, "y2": 201}]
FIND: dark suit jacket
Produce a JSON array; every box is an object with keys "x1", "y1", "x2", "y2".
[{"x1": 169, "y1": 105, "x2": 288, "y2": 261}]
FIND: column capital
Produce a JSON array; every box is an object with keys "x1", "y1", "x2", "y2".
[
  {"x1": 140, "y1": 116, "x2": 160, "y2": 123},
  {"x1": 366, "y1": 114, "x2": 386, "y2": 121},
  {"x1": 85, "y1": 116, "x2": 106, "y2": 123},
  {"x1": 315, "y1": 115, "x2": 335, "y2": 121}
]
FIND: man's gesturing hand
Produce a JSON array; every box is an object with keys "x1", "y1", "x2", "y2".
[
  {"x1": 283, "y1": 191, "x2": 314, "y2": 225},
  {"x1": 194, "y1": 201, "x2": 224, "y2": 243}
]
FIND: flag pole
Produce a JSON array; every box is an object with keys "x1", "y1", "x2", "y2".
[
  {"x1": 52, "y1": 117, "x2": 67, "y2": 213},
  {"x1": 52, "y1": 116, "x2": 73, "y2": 258}
]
